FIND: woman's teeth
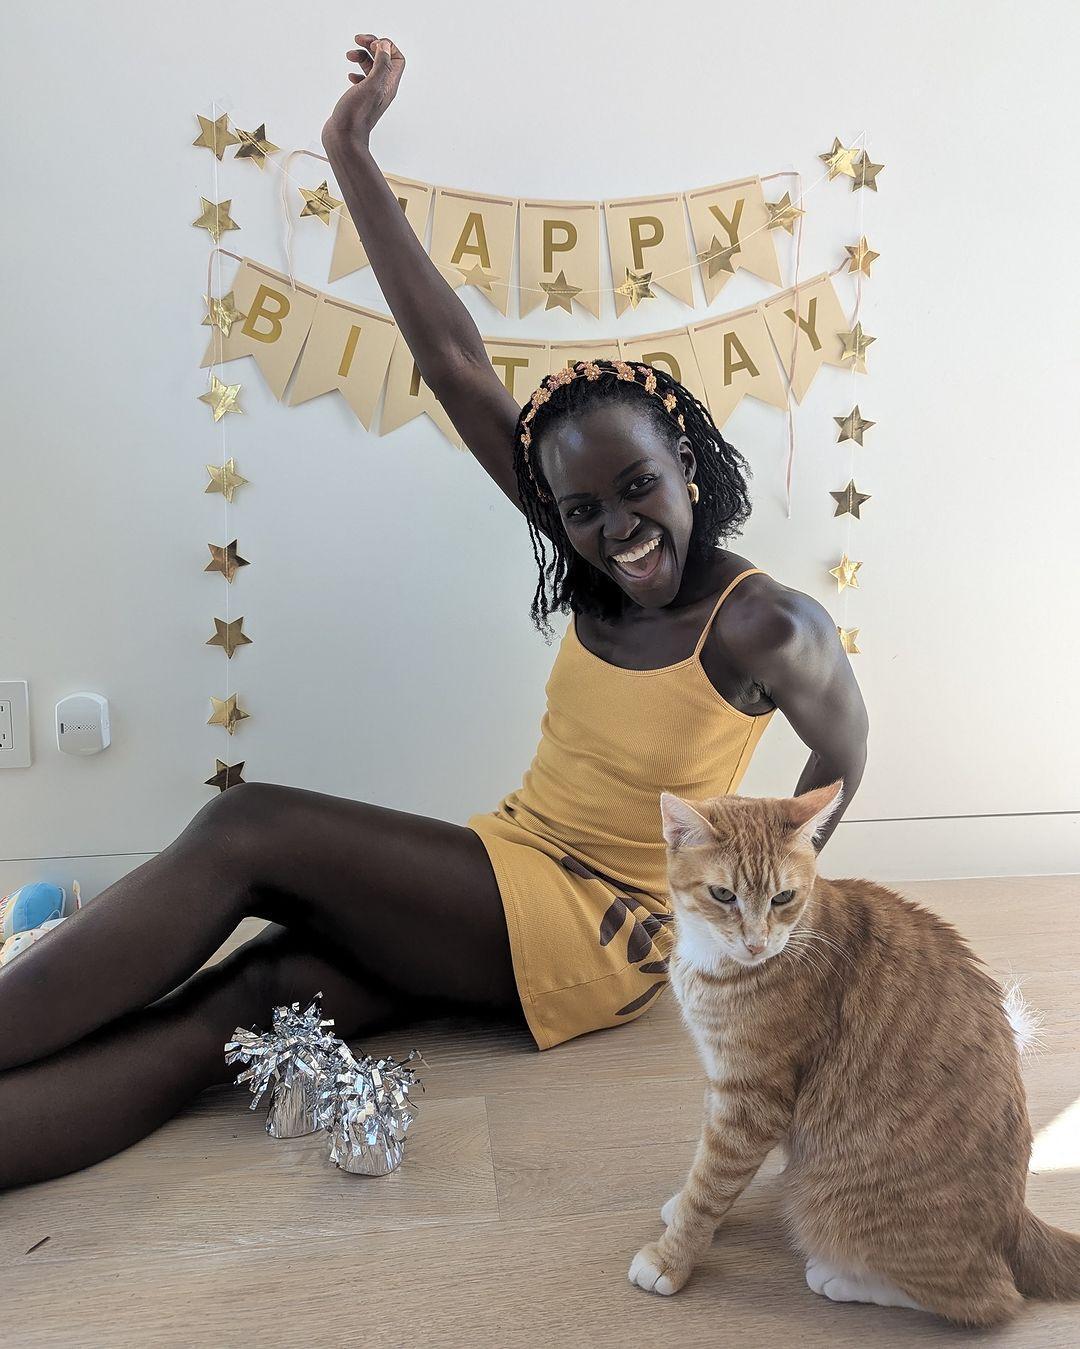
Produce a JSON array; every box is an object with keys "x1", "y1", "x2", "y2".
[{"x1": 612, "y1": 535, "x2": 664, "y2": 578}]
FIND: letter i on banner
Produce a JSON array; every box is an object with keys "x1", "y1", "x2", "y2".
[
  {"x1": 603, "y1": 192, "x2": 695, "y2": 317},
  {"x1": 518, "y1": 199, "x2": 602, "y2": 319},
  {"x1": 381, "y1": 330, "x2": 464, "y2": 448},
  {"x1": 289, "y1": 295, "x2": 398, "y2": 429},
  {"x1": 429, "y1": 187, "x2": 518, "y2": 318},
  {"x1": 329, "y1": 174, "x2": 434, "y2": 283},
  {"x1": 199, "y1": 259, "x2": 319, "y2": 399}
]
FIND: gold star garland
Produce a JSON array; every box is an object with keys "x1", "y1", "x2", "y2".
[
  {"x1": 298, "y1": 180, "x2": 344, "y2": 223},
  {"x1": 822, "y1": 139, "x2": 883, "y2": 655},
  {"x1": 196, "y1": 117, "x2": 262, "y2": 786},
  {"x1": 234, "y1": 123, "x2": 280, "y2": 169}
]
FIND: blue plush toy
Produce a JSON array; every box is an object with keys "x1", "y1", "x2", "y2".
[{"x1": 0, "y1": 881, "x2": 77, "y2": 942}]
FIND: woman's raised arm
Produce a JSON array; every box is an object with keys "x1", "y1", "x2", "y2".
[
  {"x1": 322, "y1": 34, "x2": 538, "y2": 521},
  {"x1": 322, "y1": 35, "x2": 488, "y2": 388}
]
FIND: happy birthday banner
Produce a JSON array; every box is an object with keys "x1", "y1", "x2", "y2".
[
  {"x1": 323, "y1": 171, "x2": 797, "y2": 321},
  {"x1": 199, "y1": 256, "x2": 865, "y2": 449}
]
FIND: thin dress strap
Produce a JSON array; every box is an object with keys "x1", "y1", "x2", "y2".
[{"x1": 691, "y1": 568, "x2": 765, "y2": 658}]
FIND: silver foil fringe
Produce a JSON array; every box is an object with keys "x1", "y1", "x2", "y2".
[
  {"x1": 316, "y1": 1045, "x2": 426, "y2": 1175},
  {"x1": 224, "y1": 991, "x2": 342, "y2": 1137}
]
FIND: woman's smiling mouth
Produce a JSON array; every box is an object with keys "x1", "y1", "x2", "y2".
[{"x1": 610, "y1": 534, "x2": 666, "y2": 582}]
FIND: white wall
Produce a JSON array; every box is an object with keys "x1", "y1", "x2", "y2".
[{"x1": 2, "y1": 0, "x2": 1078, "y2": 896}]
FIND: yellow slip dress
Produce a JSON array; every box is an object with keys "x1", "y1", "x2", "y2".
[{"x1": 466, "y1": 567, "x2": 774, "y2": 1050}]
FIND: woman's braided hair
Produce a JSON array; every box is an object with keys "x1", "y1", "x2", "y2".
[{"x1": 512, "y1": 358, "x2": 753, "y2": 641}]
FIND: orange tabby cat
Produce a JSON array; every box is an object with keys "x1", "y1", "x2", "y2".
[{"x1": 628, "y1": 781, "x2": 1080, "y2": 1327}]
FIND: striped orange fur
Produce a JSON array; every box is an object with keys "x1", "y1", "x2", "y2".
[{"x1": 627, "y1": 781, "x2": 1080, "y2": 1328}]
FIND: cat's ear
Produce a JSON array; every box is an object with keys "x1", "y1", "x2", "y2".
[
  {"x1": 659, "y1": 792, "x2": 716, "y2": 850},
  {"x1": 783, "y1": 780, "x2": 844, "y2": 845}
]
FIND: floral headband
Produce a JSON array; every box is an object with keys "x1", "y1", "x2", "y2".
[{"x1": 519, "y1": 359, "x2": 686, "y2": 501}]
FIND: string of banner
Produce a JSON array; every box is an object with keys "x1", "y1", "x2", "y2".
[{"x1": 192, "y1": 107, "x2": 881, "y2": 790}]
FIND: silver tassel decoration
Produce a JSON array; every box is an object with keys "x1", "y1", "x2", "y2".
[
  {"x1": 224, "y1": 991, "x2": 343, "y2": 1138},
  {"x1": 316, "y1": 1044, "x2": 426, "y2": 1174}
]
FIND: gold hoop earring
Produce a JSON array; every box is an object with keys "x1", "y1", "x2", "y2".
[{"x1": 687, "y1": 481, "x2": 699, "y2": 504}]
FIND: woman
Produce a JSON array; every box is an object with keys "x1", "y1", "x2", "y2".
[{"x1": 0, "y1": 33, "x2": 867, "y2": 1187}]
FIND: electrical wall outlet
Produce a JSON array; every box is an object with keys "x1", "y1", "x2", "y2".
[{"x1": 0, "y1": 681, "x2": 31, "y2": 768}]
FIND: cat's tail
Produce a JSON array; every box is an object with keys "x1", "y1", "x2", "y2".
[
  {"x1": 1000, "y1": 975, "x2": 1044, "y2": 1058},
  {"x1": 1009, "y1": 1210, "x2": 1080, "y2": 1300}
]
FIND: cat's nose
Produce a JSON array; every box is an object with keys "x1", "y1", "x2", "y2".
[{"x1": 744, "y1": 939, "x2": 766, "y2": 956}]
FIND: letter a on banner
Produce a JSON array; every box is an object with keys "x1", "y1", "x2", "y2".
[
  {"x1": 688, "y1": 305, "x2": 788, "y2": 425},
  {"x1": 199, "y1": 259, "x2": 319, "y2": 399},
  {"x1": 429, "y1": 186, "x2": 518, "y2": 319}
]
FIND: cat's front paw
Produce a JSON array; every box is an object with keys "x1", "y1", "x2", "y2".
[
  {"x1": 660, "y1": 1191, "x2": 681, "y2": 1225},
  {"x1": 628, "y1": 1239, "x2": 692, "y2": 1296}
]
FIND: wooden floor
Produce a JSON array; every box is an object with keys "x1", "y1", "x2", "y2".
[{"x1": 4, "y1": 875, "x2": 1080, "y2": 1347}]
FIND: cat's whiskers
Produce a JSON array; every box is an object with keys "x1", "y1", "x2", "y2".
[
  {"x1": 790, "y1": 925, "x2": 856, "y2": 971},
  {"x1": 781, "y1": 935, "x2": 831, "y2": 981}
]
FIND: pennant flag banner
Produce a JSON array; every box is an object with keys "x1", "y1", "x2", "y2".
[
  {"x1": 320, "y1": 166, "x2": 793, "y2": 319},
  {"x1": 202, "y1": 258, "x2": 864, "y2": 447},
  {"x1": 329, "y1": 172, "x2": 433, "y2": 284}
]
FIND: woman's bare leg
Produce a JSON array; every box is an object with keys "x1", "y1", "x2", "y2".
[
  {"x1": 0, "y1": 782, "x2": 522, "y2": 1072},
  {"x1": 0, "y1": 922, "x2": 431, "y2": 1189}
]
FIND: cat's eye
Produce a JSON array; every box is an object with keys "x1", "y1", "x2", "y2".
[
  {"x1": 771, "y1": 890, "x2": 796, "y2": 906},
  {"x1": 709, "y1": 886, "x2": 737, "y2": 905}
]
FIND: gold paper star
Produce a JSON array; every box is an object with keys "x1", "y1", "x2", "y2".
[
  {"x1": 456, "y1": 261, "x2": 500, "y2": 293},
  {"x1": 204, "y1": 457, "x2": 250, "y2": 502},
  {"x1": 844, "y1": 237, "x2": 879, "y2": 278},
  {"x1": 830, "y1": 480, "x2": 872, "y2": 519},
  {"x1": 205, "y1": 540, "x2": 250, "y2": 582},
  {"x1": 202, "y1": 291, "x2": 246, "y2": 337},
  {"x1": 206, "y1": 616, "x2": 253, "y2": 659},
  {"x1": 829, "y1": 554, "x2": 862, "y2": 591},
  {"x1": 837, "y1": 627, "x2": 861, "y2": 655},
  {"x1": 834, "y1": 405, "x2": 876, "y2": 445},
  {"x1": 205, "y1": 758, "x2": 247, "y2": 792},
  {"x1": 192, "y1": 197, "x2": 239, "y2": 242},
  {"x1": 616, "y1": 266, "x2": 656, "y2": 308},
  {"x1": 539, "y1": 268, "x2": 583, "y2": 313},
  {"x1": 192, "y1": 112, "x2": 240, "y2": 160},
  {"x1": 697, "y1": 234, "x2": 742, "y2": 278},
  {"x1": 819, "y1": 137, "x2": 860, "y2": 180},
  {"x1": 765, "y1": 191, "x2": 805, "y2": 235},
  {"x1": 198, "y1": 373, "x2": 243, "y2": 421},
  {"x1": 298, "y1": 180, "x2": 344, "y2": 223},
  {"x1": 208, "y1": 693, "x2": 250, "y2": 735},
  {"x1": 852, "y1": 151, "x2": 885, "y2": 193},
  {"x1": 234, "y1": 123, "x2": 279, "y2": 168},
  {"x1": 838, "y1": 323, "x2": 876, "y2": 368}
]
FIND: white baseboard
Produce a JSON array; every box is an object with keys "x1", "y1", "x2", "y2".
[
  {"x1": 822, "y1": 812, "x2": 1079, "y2": 881},
  {"x1": 1, "y1": 812, "x2": 1077, "y2": 901}
]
